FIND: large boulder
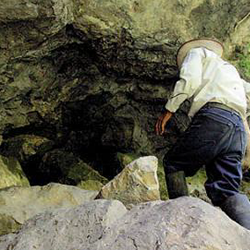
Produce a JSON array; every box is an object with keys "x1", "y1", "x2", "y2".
[
  {"x1": 0, "y1": 183, "x2": 98, "y2": 235},
  {"x1": 97, "y1": 156, "x2": 160, "y2": 207},
  {"x1": 0, "y1": 197, "x2": 250, "y2": 250}
]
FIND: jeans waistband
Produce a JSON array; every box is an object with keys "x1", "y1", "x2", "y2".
[{"x1": 203, "y1": 102, "x2": 241, "y2": 117}]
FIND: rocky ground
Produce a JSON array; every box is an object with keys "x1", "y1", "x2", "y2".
[
  {"x1": 0, "y1": 0, "x2": 250, "y2": 249},
  {"x1": 1, "y1": 197, "x2": 250, "y2": 250},
  {"x1": 0, "y1": 0, "x2": 249, "y2": 186},
  {"x1": 1, "y1": 156, "x2": 250, "y2": 250}
]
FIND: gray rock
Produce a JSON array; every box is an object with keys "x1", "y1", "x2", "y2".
[
  {"x1": 0, "y1": 199, "x2": 127, "y2": 250},
  {"x1": 0, "y1": 183, "x2": 98, "y2": 235},
  {"x1": 92, "y1": 197, "x2": 250, "y2": 250},
  {"x1": 1, "y1": 197, "x2": 250, "y2": 250}
]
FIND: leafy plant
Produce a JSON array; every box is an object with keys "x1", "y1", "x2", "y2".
[{"x1": 237, "y1": 44, "x2": 250, "y2": 79}]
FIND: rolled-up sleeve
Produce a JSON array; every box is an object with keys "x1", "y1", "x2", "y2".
[{"x1": 165, "y1": 48, "x2": 204, "y2": 113}]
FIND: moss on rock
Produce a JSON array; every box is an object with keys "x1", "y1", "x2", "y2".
[
  {"x1": 0, "y1": 214, "x2": 22, "y2": 236},
  {"x1": 67, "y1": 161, "x2": 109, "y2": 185},
  {"x1": 77, "y1": 180, "x2": 104, "y2": 191},
  {"x1": 241, "y1": 180, "x2": 250, "y2": 199},
  {"x1": 117, "y1": 152, "x2": 139, "y2": 169},
  {"x1": 0, "y1": 156, "x2": 30, "y2": 190}
]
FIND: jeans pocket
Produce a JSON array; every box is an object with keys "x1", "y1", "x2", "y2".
[
  {"x1": 190, "y1": 113, "x2": 231, "y2": 142},
  {"x1": 173, "y1": 127, "x2": 216, "y2": 167}
]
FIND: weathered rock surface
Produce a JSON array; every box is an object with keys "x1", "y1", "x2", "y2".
[
  {"x1": 0, "y1": 0, "x2": 249, "y2": 188},
  {"x1": 33, "y1": 149, "x2": 109, "y2": 186},
  {"x1": 1, "y1": 197, "x2": 250, "y2": 250},
  {"x1": 0, "y1": 183, "x2": 98, "y2": 235},
  {"x1": 74, "y1": 0, "x2": 250, "y2": 76},
  {"x1": 0, "y1": 2, "x2": 249, "y2": 247},
  {"x1": 0, "y1": 135, "x2": 53, "y2": 163},
  {"x1": 0, "y1": 155, "x2": 29, "y2": 190},
  {"x1": 97, "y1": 156, "x2": 160, "y2": 207}
]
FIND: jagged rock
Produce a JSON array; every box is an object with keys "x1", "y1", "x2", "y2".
[
  {"x1": 0, "y1": 0, "x2": 74, "y2": 60},
  {"x1": 90, "y1": 198, "x2": 250, "y2": 250},
  {"x1": 74, "y1": 0, "x2": 250, "y2": 77},
  {"x1": 35, "y1": 149, "x2": 108, "y2": 186},
  {"x1": 0, "y1": 155, "x2": 29, "y2": 190},
  {"x1": 0, "y1": 183, "x2": 98, "y2": 235},
  {"x1": 0, "y1": 135, "x2": 53, "y2": 163},
  {"x1": 97, "y1": 156, "x2": 160, "y2": 207},
  {"x1": 117, "y1": 152, "x2": 168, "y2": 200},
  {"x1": 1, "y1": 197, "x2": 250, "y2": 250}
]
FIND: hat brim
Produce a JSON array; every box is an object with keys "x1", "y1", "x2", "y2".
[{"x1": 177, "y1": 39, "x2": 224, "y2": 68}]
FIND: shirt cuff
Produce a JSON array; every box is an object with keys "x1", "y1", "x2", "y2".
[{"x1": 164, "y1": 101, "x2": 179, "y2": 113}]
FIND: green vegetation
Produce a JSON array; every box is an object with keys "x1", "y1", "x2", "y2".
[{"x1": 236, "y1": 44, "x2": 250, "y2": 79}]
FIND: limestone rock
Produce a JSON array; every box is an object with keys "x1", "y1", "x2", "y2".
[
  {"x1": 0, "y1": 155, "x2": 29, "y2": 190},
  {"x1": 91, "y1": 197, "x2": 250, "y2": 250},
  {"x1": 0, "y1": 183, "x2": 98, "y2": 235},
  {"x1": 1, "y1": 197, "x2": 250, "y2": 250},
  {"x1": 0, "y1": 199, "x2": 128, "y2": 250},
  {"x1": 97, "y1": 156, "x2": 160, "y2": 207},
  {"x1": 116, "y1": 152, "x2": 168, "y2": 200}
]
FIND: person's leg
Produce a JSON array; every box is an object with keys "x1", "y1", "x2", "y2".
[
  {"x1": 163, "y1": 107, "x2": 231, "y2": 199},
  {"x1": 220, "y1": 193, "x2": 250, "y2": 230},
  {"x1": 204, "y1": 112, "x2": 250, "y2": 229},
  {"x1": 205, "y1": 153, "x2": 243, "y2": 206}
]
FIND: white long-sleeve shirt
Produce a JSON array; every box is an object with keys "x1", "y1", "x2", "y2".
[{"x1": 165, "y1": 47, "x2": 250, "y2": 119}]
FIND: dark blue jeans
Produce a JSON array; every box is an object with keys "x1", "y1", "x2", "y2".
[{"x1": 163, "y1": 105, "x2": 247, "y2": 206}]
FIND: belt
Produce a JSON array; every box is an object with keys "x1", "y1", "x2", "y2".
[{"x1": 203, "y1": 102, "x2": 240, "y2": 117}]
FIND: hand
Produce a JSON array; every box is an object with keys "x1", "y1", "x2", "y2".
[{"x1": 155, "y1": 110, "x2": 173, "y2": 135}]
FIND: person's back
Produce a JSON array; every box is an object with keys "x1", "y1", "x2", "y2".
[
  {"x1": 165, "y1": 47, "x2": 248, "y2": 119},
  {"x1": 155, "y1": 38, "x2": 250, "y2": 230},
  {"x1": 193, "y1": 48, "x2": 246, "y2": 118}
]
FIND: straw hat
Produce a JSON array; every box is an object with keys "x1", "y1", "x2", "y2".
[{"x1": 176, "y1": 38, "x2": 224, "y2": 68}]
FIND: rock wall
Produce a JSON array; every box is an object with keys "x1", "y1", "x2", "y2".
[{"x1": 0, "y1": 0, "x2": 249, "y2": 184}]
